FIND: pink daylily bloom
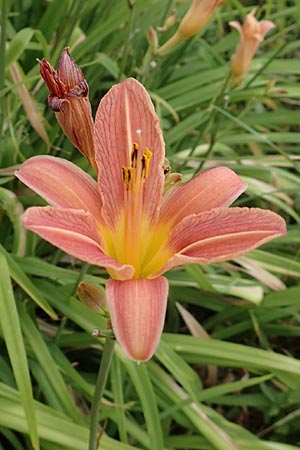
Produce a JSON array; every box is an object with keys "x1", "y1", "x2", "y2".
[
  {"x1": 16, "y1": 78, "x2": 286, "y2": 361},
  {"x1": 230, "y1": 10, "x2": 275, "y2": 84}
]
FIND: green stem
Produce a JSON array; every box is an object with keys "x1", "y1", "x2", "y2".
[
  {"x1": 159, "y1": 0, "x2": 173, "y2": 27},
  {"x1": 53, "y1": 262, "x2": 89, "y2": 344},
  {"x1": 186, "y1": 67, "x2": 232, "y2": 174},
  {"x1": 0, "y1": 0, "x2": 8, "y2": 149},
  {"x1": 244, "y1": 41, "x2": 286, "y2": 89},
  {"x1": 156, "y1": 31, "x2": 182, "y2": 57},
  {"x1": 117, "y1": 2, "x2": 135, "y2": 82},
  {"x1": 89, "y1": 338, "x2": 116, "y2": 450}
]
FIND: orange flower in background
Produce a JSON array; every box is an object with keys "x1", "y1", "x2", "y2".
[
  {"x1": 40, "y1": 48, "x2": 97, "y2": 172},
  {"x1": 16, "y1": 76, "x2": 286, "y2": 362},
  {"x1": 157, "y1": 0, "x2": 226, "y2": 56},
  {"x1": 178, "y1": 0, "x2": 226, "y2": 39},
  {"x1": 230, "y1": 10, "x2": 275, "y2": 84}
]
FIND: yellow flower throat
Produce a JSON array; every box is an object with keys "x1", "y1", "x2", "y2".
[{"x1": 101, "y1": 142, "x2": 172, "y2": 279}]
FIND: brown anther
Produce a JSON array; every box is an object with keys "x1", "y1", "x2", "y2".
[
  {"x1": 141, "y1": 148, "x2": 152, "y2": 180},
  {"x1": 122, "y1": 167, "x2": 134, "y2": 190},
  {"x1": 131, "y1": 143, "x2": 139, "y2": 168}
]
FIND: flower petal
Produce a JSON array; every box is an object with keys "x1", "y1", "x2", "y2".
[
  {"x1": 161, "y1": 207, "x2": 286, "y2": 273},
  {"x1": 107, "y1": 277, "x2": 169, "y2": 361},
  {"x1": 259, "y1": 20, "x2": 276, "y2": 38},
  {"x1": 160, "y1": 167, "x2": 247, "y2": 226},
  {"x1": 16, "y1": 155, "x2": 102, "y2": 222},
  {"x1": 94, "y1": 78, "x2": 165, "y2": 228},
  {"x1": 23, "y1": 206, "x2": 134, "y2": 278}
]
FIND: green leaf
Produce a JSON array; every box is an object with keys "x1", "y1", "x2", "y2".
[
  {"x1": 0, "y1": 245, "x2": 57, "y2": 318},
  {"x1": 0, "y1": 254, "x2": 40, "y2": 450},
  {"x1": 0, "y1": 187, "x2": 25, "y2": 255},
  {"x1": 6, "y1": 28, "x2": 34, "y2": 67},
  {"x1": 119, "y1": 352, "x2": 165, "y2": 450}
]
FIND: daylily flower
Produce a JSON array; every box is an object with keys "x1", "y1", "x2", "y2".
[
  {"x1": 157, "y1": 0, "x2": 226, "y2": 56},
  {"x1": 16, "y1": 78, "x2": 286, "y2": 361},
  {"x1": 40, "y1": 48, "x2": 97, "y2": 171},
  {"x1": 230, "y1": 10, "x2": 275, "y2": 85}
]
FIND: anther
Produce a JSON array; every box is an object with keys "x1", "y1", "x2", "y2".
[
  {"x1": 131, "y1": 143, "x2": 138, "y2": 168},
  {"x1": 122, "y1": 167, "x2": 134, "y2": 190},
  {"x1": 141, "y1": 148, "x2": 152, "y2": 179}
]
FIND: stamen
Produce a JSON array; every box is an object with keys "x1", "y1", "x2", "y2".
[
  {"x1": 141, "y1": 148, "x2": 152, "y2": 180},
  {"x1": 122, "y1": 167, "x2": 134, "y2": 190},
  {"x1": 131, "y1": 143, "x2": 138, "y2": 168}
]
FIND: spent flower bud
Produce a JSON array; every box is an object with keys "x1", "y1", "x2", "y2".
[{"x1": 40, "y1": 48, "x2": 97, "y2": 172}]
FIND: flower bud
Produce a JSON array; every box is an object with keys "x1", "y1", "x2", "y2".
[
  {"x1": 163, "y1": 12, "x2": 177, "y2": 30},
  {"x1": 147, "y1": 27, "x2": 159, "y2": 52},
  {"x1": 157, "y1": 0, "x2": 226, "y2": 56},
  {"x1": 178, "y1": 0, "x2": 226, "y2": 39},
  {"x1": 40, "y1": 48, "x2": 97, "y2": 172},
  {"x1": 162, "y1": 159, "x2": 182, "y2": 192},
  {"x1": 77, "y1": 281, "x2": 108, "y2": 314},
  {"x1": 230, "y1": 10, "x2": 275, "y2": 85},
  {"x1": 164, "y1": 172, "x2": 182, "y2": 192}
]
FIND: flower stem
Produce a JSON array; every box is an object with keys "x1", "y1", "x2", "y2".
[
  {"x1": 117, "y1": 1, "x2": 135, "y2": 82},
  {"x1": 192, "y1": 67, "x2": 232, "y2": 174},
  {"x1": 88, "y1": 337, "x2": 115, "y2": 450},
  {"x1": 0, "y1": 0, "x2": 8, "y2": 155},
  {"x1": 156, "y1": 32, "x2": 182, "y2": 57}
]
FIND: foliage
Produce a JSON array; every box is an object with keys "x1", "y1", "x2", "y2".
[{"x1": 1, "y1": 0, "x2": 300, "y2": 449}]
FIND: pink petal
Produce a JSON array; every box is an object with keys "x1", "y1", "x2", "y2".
[
  {"x1": 160, "y1": 167, "x2": 247, "y2": 226},
  {"x1": 229, "y1": 20, "x2": 242, "y2": 34},
  {"x1": 23, "y1": 206, "x2": 134, "y2": 278},
  {"x1": 16, "y1": 155, "x2": 102, "y2": 222},
  {"x1": 259, "y1": 20, "x2": 276, "y2": 38},
  {"x1": 161, "y1": 207, "x2": 286, "y2": 273},
  {"x1": 107, "y1": 277, "x2": 168, "y2": 361},
  {"x1": 94, "y1": 78, "x2": 165, "y2": 228}
]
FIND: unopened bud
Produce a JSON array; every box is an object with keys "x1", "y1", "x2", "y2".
[
  {"x1": 157, "y1": 0, "x2": 226, "y2": 56},
  {"x1": 77, "y1": 281, "x2": 108, "y2": 314},
  {"x1": 164, "y1": 12, "x2": 177, "y2": 30},
  {"x1": 147, "y1": 27, "x2": 159, "y2": 52},
  {"x1": 162, "y1": 159, "x2": 182, "y2": 192},
  {"x1": 164, "y1": 173, "x2": 182, "y2": 192}
]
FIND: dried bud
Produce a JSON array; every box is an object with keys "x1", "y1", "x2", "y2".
[
  {"x1": 230, "y1": 10, "x2": 275, "y2": 85},
  {"x1": 40, "y1": 48, "x2": 97, "y2": 172},
  {"x1": 157, "y1": 0, "x2": 226, "y2": 56},
  {"x1": 147, "y1": 27, "x2": 159, "y2": 52},
  {"x1": 77, "y1": 281, "x2": 108, "y2": 313}
]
